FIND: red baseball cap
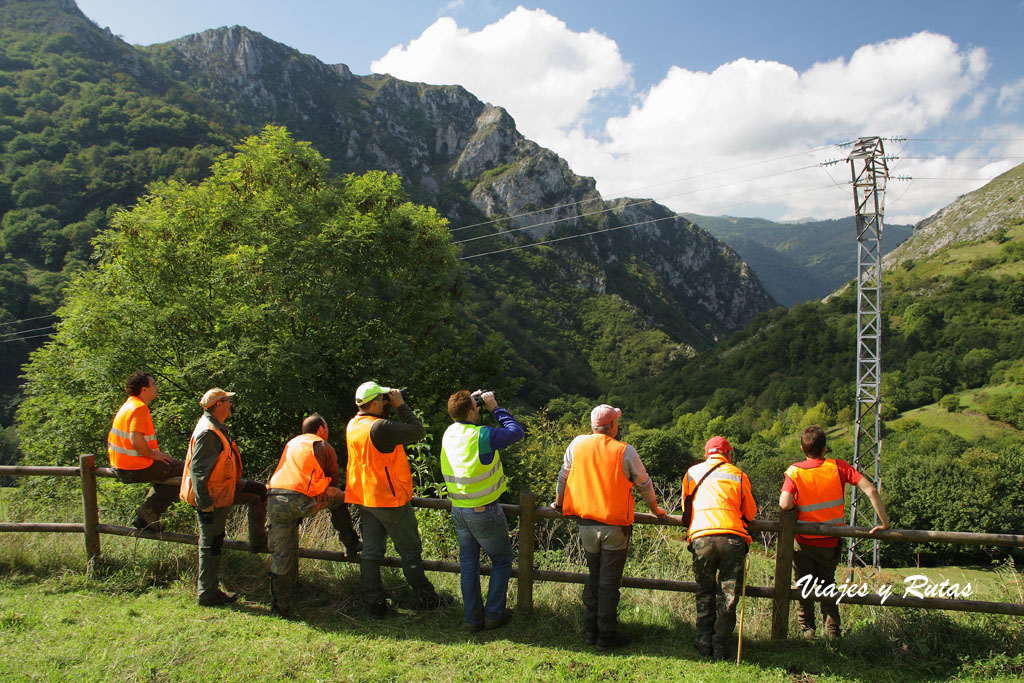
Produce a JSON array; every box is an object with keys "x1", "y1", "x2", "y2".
[{"x1": 705, "y1": 436, "x2": 732, "y2": 457}]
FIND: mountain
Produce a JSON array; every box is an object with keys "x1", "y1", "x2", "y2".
[
  {"x1": 884, "y1": 163, "x2": 1024, "y2": 268},
  {"x1": 630, "y1": 164, "x2": 1024, "y2": 426},
  {"x1": 0, "y1": 0, "x2": 775, "y2": 417},
  {"x1": 686, "y1": 214, "x2": 913, "y2": 306}
]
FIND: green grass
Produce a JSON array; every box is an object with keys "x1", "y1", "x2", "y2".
[
  {"x1": 2, "y1": 523, "x2": 1024, "y2": 681},
  {"x1": 893, "y1": 403, "x2": 1020, "y2": 441}
]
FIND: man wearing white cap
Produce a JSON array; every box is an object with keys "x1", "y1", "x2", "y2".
[
  {"x1": 345, "y1": 381, "x2": 452, "y2": 617},
  {"x1": 552, "y1": 404, "x2": 667, "y2": 650},
  {"x1": 179, "y1": 388, "x2": 268, "y2": 606}
]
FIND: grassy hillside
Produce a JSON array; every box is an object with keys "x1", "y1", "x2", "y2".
[{"x1": 2, "y1": 518, "x2": 1023, "y2": 681}]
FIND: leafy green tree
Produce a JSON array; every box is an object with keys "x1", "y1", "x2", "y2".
[
  {"x1": 629, "y1": 427, "x2": 694, "y2": 485},
  {"x1": 16, "y1": 127, "x2": 486, "y2": 474}
]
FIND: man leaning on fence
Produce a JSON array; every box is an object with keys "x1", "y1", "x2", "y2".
[
  {"x1": 552, "y1": 404, "x2": 667, "y2": 650},
  {"x1": 684, "y1": 436, "x2": 756, "y2": 661},
  {"x1": 779, "y1": 424, "x2": 889, "y2": 639},
  {"x1": 345, "y1": 381, "x2": 452, "y2": 617},
  {"x1": 179, "y1": 388, "x2": 268, "y2": 607},
  {"x1": 107, "y1": 371, "x2": 185, "y2": 533},
  {"x1": 440, "y1": 389, "x2": 524, "y2": 633},
  {"x1": 266, "y1": 413, "x2": 363, "y2": 617}
]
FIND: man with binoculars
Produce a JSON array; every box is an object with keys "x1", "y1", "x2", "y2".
[
  {"x1": 345, "y1": 381, "x2": 452, "y2": 617},
  {"x1": 440, "y1": 389, "x2": 525, "y2": 632}
]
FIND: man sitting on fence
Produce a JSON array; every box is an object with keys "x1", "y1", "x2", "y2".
[
  {"x1": 179, "y1": 388, "x2": 268, "y2": 606},
  {"x1": 779, "y1": 424, "x2": 889, "y2": 639},
  {"x1": 266, "y1": 413, "x2": 362, "y2": 617},
  {"x1": 684, "y1": 436, "x2": 756, "y2": 661},
  {"x1": 107, "y1": 371, "x2": 184, "y2": 533},
  {"x1": 552, "y1": 404, "x2": 667, "y2": 650}
]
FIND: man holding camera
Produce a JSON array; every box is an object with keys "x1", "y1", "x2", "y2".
[
  {"x1": 345, "y1": 381, "x2": 451, "y2": 617},
  {"x1": 552, "y1": 404, "x2": 667, "y2": 650},
  {"x1": 440, "y1": 390, "x2": 524, "y2": 632},
  {"x1": 179, "y1": 388, "x2": 268, "y2": 606}
]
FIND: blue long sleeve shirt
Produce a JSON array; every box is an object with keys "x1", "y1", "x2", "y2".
[{"x1": 457, "y1": 407, "x2": 525, "y2": 466}]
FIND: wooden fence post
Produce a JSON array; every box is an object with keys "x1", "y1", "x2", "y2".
[
  {"x1": 771, "y1": 507, "x2": 797, "y2": 639},
  {"x1": 79, "y1": 454, "x2": 101, "y2": 572},
  {"x1": 517, "y1": 491, "x2": 536, "y2": 615}
]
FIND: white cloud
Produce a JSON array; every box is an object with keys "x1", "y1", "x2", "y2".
[
  {"x1": 371, "y1": 7, "x2": 631, "y2": 149},
  {"x1": 997, "y1": 77, "x2": 1024, "y2": 112},
  {"x1": 375, "y1": 16, "x2": 999, "y2": 224}
]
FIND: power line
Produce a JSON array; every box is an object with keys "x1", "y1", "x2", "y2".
[
  {"x1": 0, "y1": 324, "x2": 55, "y2": 338},
  {"x1": 449, "y1": 144, "x2": 839, "y2": 234},
  {"x1": 897, "y1": 156, "x2": 1024, "y2": 160},
  {"x1": 459, "y1": 213, "x2": 683, "y2": 261},
  {"x1": 451, "y1": 163, "x2": 821, "y2": 247},
  {"x1": 0, "y1": 332, "x2": 54, "y2": 344},
  {"x1": 0, "y1": 313, "x2": 57, "y2": 327},
  {"x1": 903, "y1": 138, "x2": 1024, "y2": 143},
  {"x1": 458, "y1": 181, "x2": 845, "y2": 261}
]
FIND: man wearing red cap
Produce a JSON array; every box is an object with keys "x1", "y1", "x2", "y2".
[
  {"x1": 684, "y1": 436, "x2": 756, "y2": 660},
  {"x1": 552, "y1": 404, "x2": 667, "y2": 650}
]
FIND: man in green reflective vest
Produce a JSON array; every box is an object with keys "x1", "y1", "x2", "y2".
[{"x1": 440, "y1": 390, "x2": 525, "y2": 633}]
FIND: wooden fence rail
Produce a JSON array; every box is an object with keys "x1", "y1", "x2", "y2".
[{"x1": 2, "y1": 455, "x2": 1023, "y2": 637}]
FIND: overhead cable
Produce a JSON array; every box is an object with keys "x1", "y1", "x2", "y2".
[
  {"x1": 449, "y1": 144, "x2": 839, "y2": 234},
  {"x1": 0, "y1": 324, "x2": 56, "y2": 338},
  {"x1": 451, "y1": 163, "x2": 821, "y2": 247},
  {"x1": 0, "y1": 313, "x2": 57, "y2": 327}
]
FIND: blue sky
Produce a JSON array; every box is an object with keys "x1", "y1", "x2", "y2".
[{"x1": 75, "y1": 1, "x2": 1024, "y2": 224}]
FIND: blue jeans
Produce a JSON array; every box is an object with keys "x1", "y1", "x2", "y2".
[{"x1": 451, "y1": 501, "x2": 513, "y2": 626}]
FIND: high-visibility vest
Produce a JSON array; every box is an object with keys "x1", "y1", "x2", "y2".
[
  {"x1": 179, "y1": 415, "x2": 241, "y2": 508},
  {"x1": 269, "y1": 433, "x2": 330, "y2": 497},
  {"x1": 563, "y1": 434, "x2": 634, "y2": 526},
  {"x1": 440, "y1": 422, "x2": 506, "y2": 508},
  {"x1": 345, "y1": 414, "x2": 412, "y2": 507},
  {"x1": 685, "y1": 456, "x2": 751, "y2": 542},
  {"x1": 107, "y1": 396, "x2": 158, "y2": 470},
  {"x1": 786, "y1": 458, "x2": 845, "y2": 541}
]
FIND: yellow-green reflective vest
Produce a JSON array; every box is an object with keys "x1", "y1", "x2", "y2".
[{"x1": 440, "y1": 422, "x2": 506, "y2": 507}]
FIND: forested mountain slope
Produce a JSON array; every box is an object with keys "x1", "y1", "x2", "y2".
[
  {"x1": 629, "y1": 165, "x2": 1024, "y2": 428},
  {"x1": 685, "y1": 214, "x2": 913, "y2": 306},
  {"x1": 0, "y1": 0, "x2": 775, "y2": 426}
]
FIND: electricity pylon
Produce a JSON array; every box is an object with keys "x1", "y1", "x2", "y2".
[{"x1": 847, "y1": 136, "x2": 888, "y2": 573}]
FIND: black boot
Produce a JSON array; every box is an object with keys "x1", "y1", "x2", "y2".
[
  {"x1": 595, "y1": 587, "x2": 631, "y2": 650},
  {"x1": 583, "y1": 551, "x2": 601, "y2": 645},
  {"x1": 269, "y1": 571, "x2": 292, "y2": 617}
]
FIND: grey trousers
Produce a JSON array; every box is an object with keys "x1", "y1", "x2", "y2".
[{"x1": 356, "y1": 502, "x2": 432, "y2": 606}]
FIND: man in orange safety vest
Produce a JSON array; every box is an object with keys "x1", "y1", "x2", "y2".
[{"x1": 779, "y1": 425, "x2": 889, "y2": 639}]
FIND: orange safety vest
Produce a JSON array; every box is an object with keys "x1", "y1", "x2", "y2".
[
  {"x1": 785, "y1": 458, "x2": 845, "y2": 541},
  {"x1": 107, "y1": 396, "x2": 158, "y2": 470},
  {"x1": 269, "y1": 433, "x2": 330, "y2": 497},
  {"x1": 345, "y1": 413, "x2": 412, "y2": 507},
  {"x1": 563, "y1": 434, "x2": 635, "y2": 526},
  {"x1": 685, "y1": 456, "x2": 752, "y2": 542},
  {"x1": 179, "y1": 415, "x2": 241, "y2": 509}
]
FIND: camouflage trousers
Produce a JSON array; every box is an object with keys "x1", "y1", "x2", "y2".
[
  {"x1": 690, "y1": 534, "x2": 748, "y2": 656},
  {"x1": 266, "y1": 487, "x2": 356, "y2": 577}
]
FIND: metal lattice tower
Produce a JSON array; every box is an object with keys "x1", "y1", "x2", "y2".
[{"x1": 846, "y1": 136, "x2": 888, "y2": 573}]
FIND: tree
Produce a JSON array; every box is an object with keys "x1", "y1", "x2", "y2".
[{"x1": 16, "y1": 126, "x2": 487, "y2": 473}]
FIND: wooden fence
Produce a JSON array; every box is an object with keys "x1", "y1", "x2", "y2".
[{"x1": 2, "y1": 454, "x2": 1023, "y2": 639}]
